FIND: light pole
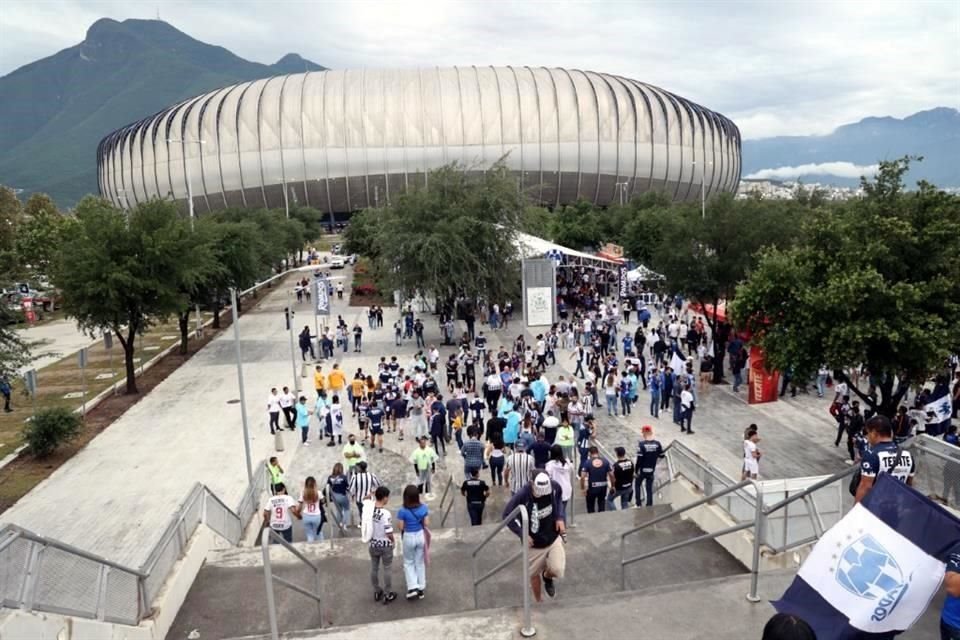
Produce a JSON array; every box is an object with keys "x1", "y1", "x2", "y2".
[
  {"x1": 614, "y1": 181, "x2": 629, "y2": 206},
  {"x1": 168, "y1": 137, "x2": 207, "y2": 338},
  {"x1": 230, "y1": 287, "x2": 255, "y2": 484},
  {"x1": 285, "y1": 289, "x2": 300, "y2": 391},
  {"x1": 275, "y1": 177, "x2": 290, "y2": 219},
  {"x1": 692, "y1": 160, "x2": 713, "y2": 220}
]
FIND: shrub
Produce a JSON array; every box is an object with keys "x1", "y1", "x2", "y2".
[
  {"x1": 352, "y1": 283, "x2": 379, "y2": 296},
  {"x1": 22, "y1": 407, "x2": 82, "y2": 458}
]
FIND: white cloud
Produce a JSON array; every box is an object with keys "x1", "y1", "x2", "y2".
[
  {"x1": 745, "y1": 162, "x2": 880, "y2": 181},
  {"x1": 0, "y1": 0, "x2": 958, "y2": 138}
]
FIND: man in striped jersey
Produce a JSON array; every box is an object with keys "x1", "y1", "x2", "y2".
[
  {"x1": 504, "y1": 441, "x2": 536, "y2": 496},
  {"x1": 348, "y1": 461, "x2": 381, "y2": 525}
]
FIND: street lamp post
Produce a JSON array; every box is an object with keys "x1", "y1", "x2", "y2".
[
  {"x1": 614, "y1": 181, "x2": 629, "y2": 206},
  {"x1": 230, "y1": 287, "x2": 255, "y2": 485},
  {"x1": 692, "y1": 160, "x2": 713, "y2": 220},
  {"x1": 167, "y1": 137, "x2": 207, "y2": 337}
]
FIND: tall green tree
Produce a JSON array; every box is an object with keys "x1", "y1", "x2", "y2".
[
  {"x1": 54, "y1": 197, "x2": 199, "y2": 393},
  {"x1": 0, "y1": 304, "x2": 31, "y2": 380},
  {"x1": 194, "y1": 219, "x2": 266, "y2": 328},
  {"x1": 0, "y1": 186, "x2": 24, "y2": 279},
  {"x1": 652, "y1": 194, "x2": 804, "y2": 381},
  {"x1": 353, "y1": 162, "x2": 526, "y2": 304},
  {"x1": 15, "y1": 193, "x2": 67, "y2": 278},
  {"x1": 730, "y1": 158, "x2": 960, "y2": 416}
]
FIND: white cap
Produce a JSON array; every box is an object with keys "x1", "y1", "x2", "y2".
[{"x1": 532, "y1": 473, "x2": 552, "y2": 497}]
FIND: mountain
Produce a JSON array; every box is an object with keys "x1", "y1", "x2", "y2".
[
  {"x1": 742, "y1": 107, "x2": 960, "y2": 188},
  {"x1": 0, "y1": 18, "x2": 326, "y2": 207}
]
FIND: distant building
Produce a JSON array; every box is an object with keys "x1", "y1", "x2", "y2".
[{"x1": 97, "y1": 67, "x2": 741, "y2": 214}]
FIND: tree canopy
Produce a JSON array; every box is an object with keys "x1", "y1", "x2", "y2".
[{"x1": 730, "y1": 158, "x2": 960, "y2": 415}]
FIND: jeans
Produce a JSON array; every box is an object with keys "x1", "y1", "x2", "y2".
[
  {"x1": 331, "y1": 492, "x2": 351, "y2": 527},
  {"x1": 733, "y1": 369, "x2": 743, "y2": 392},
  {"x1": 300, "y1": 425, "x2": 309, "y2": 443},
  {"x1": 489, "y1": 456, "x2": 504, "y2": 485},
  {"x1": 282, "y1": 406, "x2": 296, "y2": 429},
  {"x1": 342, "y1": 339, "x2": 348, "y2": 353},
  {"x1": 672, "y1": 400, "x2": 682, "y2": 424},
  {"x1": 395, "y1": 332, "x2": 402, "y2": 346},
  {"x1": 681, "y1": 408, "x2": 694, "y2": 431},
  {"x1": 942, "y1": 620, "x2": 960, "y2": 640},
  {"x1": 269, "y1": 411, "x2": 280, "y2": 434},
  {"x1": 354, "y1": 336, "x2": 362, "y2": 351},
  {"x1": 620, "y1": 396, "x2": 631, "y2": 415},
  {"x1": 455, "y1": 429, "x2": 464, "y2": 450},
  {"x1": 417, "y1": 468, "x2": 432, "y2": 494},
  {"x1": 816, "y1": 374, "x2": 827, "y2": 397},
  {"x1": 574, "y1": 359, "x2": 585, "y2": 378},
  {"x1": 585, "y1": 491, "x2": 606, "y2": 513},
  {"x1": 432, "y1": 434, "x2": 446, "y2": 456},
  {"x1": 416, "y1": 333, "x2": 425, "y2": 348},
  {"x1": 302, "y1": 514, "x2": 324, "y2": 542},
  {"x1": 467, "y1": 502, "x2": 484, "y2": 526},
  {"x1": 649, "y1": 392, "x2": 660, "y2": 417},
  {"x1": 402, "y1": 530, "x2": 427, "y2": 591},
  {"x1": 606, "y1": 488, "x2": 633, "y2": 510},
  {"x1": 635, "y1": 473, "x2": 655, "y2": 506},
  {"x1": 271, "y1": 527, "x2": 293, "y2": 544},
  {"x1": 369, "y1": 545, "x2": 394, "y2": 592},
  {"x1": 606, "y1": 394, "x2": 618, "y2": 416}
]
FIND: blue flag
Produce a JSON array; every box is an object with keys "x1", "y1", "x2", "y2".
[
  {"x1": 924, "y1": 382, "x2": 953, "y2": 435},
  {"x1": 772, "y1": 474, "x2": 960, "y2": 639}
]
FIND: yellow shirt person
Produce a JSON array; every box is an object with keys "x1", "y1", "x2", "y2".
[{"x1": 313, "y1": 367, "x2": 326, "y2": 394}]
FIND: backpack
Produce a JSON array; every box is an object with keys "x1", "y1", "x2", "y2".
[{"x1": 360, "y1": 499, "x2": 376, "y2": 542}]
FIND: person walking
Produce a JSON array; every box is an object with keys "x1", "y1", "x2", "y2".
[
  {"x1": 0, "y1": 377, "x2": 11, "y2": 412},
  {"x1": 555, "y1": 420, "x2": 576, "y2": 464},
  {"x1": 742, "y1": 427, "x2": 762, "y2": 480},
  {"x1": 326, "y1": 462, "x2": 351, "y2": 529},
  {"x1": 854, "y1": 415, "x2": 916, "y2": 503},
  {"x1": 460, "y1": 426, "x2": 486, "y2": 480},
  {"x1": 296, "y1": 395, "x2": 311, "y2": 445},
  {"x1": 365, "y1": 486, "x2": 398, "y2": 604},
  {"x1": 606, "y1": 446, "x2": 635, "y2": 510},
  {"x1": 263, "y1": 483, "x2": 299, "y2": 543},
  {"x1": 545, "y1": 445, "x2": 574, "y2": 513},
  {"x1": 313, "y1": 365, "x2": 326, "y2": 399},
  {"x1": 579, "y1": 446, "x2": 611, "y2": 513},
  {"x1": 680, "y1": 384, "x2": 695, "y2": 434},
  {"x1": 410, "y1": 436, "x2": 439, "y2": 498},
  {"x1": 267, "y1": 388, "x2": 282, "y2": 435},
  {"x1": 299, "y1": 326, "x2": 315, "y2": 360},
  {"x1": 648, "y1": 367, "x2": 662, "y2": 418},
  {"x1": 634, "y1": 425, "x2": 665, "y2": 507},
  {"x1": 349, "y1": 461, "x2": 381, "y2": 524},
  {"x1": 486, "y1": 430, "x2": 506, "y2": 487},
  {"x1": 279, "y1": 386, "x2": 296, "y2": 430},
  {"x1": 298, "y1": 476, "x2": 327, "y2": 542},
  {"x1": 396, "y1": 485, "x2": 430, "y2": 600},
  {"x1": 353, "y1": 323, "x2": 363, "y2": 352},
  {"x1": 461, "y1": 468, "x2": 490, "y2": 525},
  {"x1": 505, "y1": 442, "x2": 535, "y2": 496},
  {"x1": 503, "y1": 472, "x2": 567, "y2": 602},
  {"x1": 267, "y1": 457, "x2": 285, "y2": 495}
]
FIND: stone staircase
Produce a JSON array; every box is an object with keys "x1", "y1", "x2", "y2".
[{"x1": 168, "y1": 505, "x2": 745, "y2": 639}]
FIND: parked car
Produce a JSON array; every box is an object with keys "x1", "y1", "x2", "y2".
[{"x1": 330, "y1": 256, "x2": 346, "y2": 269}]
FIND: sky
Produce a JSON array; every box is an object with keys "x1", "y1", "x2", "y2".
[{"x1": 0, "y1": 0, "x2": 958, "y2": 140}]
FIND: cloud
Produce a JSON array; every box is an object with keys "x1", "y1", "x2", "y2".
[{"x1": 744, "y1": 162, "x2": 880, "y2": 181}]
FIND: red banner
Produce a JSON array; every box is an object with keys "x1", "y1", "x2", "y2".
[{"x1": 748, "y1": 345, "x2": 779, "y2": 404}]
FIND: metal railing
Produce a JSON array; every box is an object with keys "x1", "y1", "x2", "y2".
[
  {"x1": 470, "y1": 504, "x2": 535, "y2": 638},
  {"x1": 435, "y1": 474, "x2": 462, "y2": 535},
  {"x1": 620, "y1": 460, "x2": 862, "y2": 602},
  {"x1": 261, "y1": 527, "x2": 323, "y2": 640},
  {"x1": 0, "y1": 525, "x2": 148, "y2": 625},
  {"x1": 910, "y1": 434, "x2": 960, "y2": 509},
  {"x1": 0, "y1": 458, "x2": 271, "y2": 625},
  {"x1": 323, "y1": 487, "x2": 346, "y2": 550}
]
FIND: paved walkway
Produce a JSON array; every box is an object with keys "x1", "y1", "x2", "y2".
[
  {"x1": 1, "y1": 268, "x2": 344, "y2": 567},
  {"x1": 16, "y1": 318, "x2": 98, "y2": 371}
]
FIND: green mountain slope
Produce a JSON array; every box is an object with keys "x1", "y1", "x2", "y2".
[{"x1": 0, "y1": 18, "x2": 325, "y2": 207}]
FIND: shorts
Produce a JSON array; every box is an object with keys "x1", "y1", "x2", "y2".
[
  {"x1": 528, "y1": 537, "x2": 566, "y2": 579},
  {"x1": 370, "y1": 424, "x2": 384, "y2": 435},
  {"x1": 744, "y1": 460, "x2": 759, "y2": 477}
]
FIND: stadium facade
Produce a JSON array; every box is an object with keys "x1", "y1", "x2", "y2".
[{"x1": 97, "y1": 67, "x2": 741, "y2": 214}]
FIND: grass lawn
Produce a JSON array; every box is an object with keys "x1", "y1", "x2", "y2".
[{"x1": 0, "y1": 314, "x2": 213, "y2": 455}]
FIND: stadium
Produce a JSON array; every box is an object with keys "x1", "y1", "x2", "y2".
[{"x1": 96, "y1": 67, "x2": 741, "y2": 214}]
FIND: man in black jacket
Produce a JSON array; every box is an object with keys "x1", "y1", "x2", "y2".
[{"x1": 503, "y1": 472, "x2": 567, "y2": 602}]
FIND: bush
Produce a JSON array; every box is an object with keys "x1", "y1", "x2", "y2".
[
  {"x1": 352, "y1": 283, "x2": 379, "y2": 296},
  {"x1": 22, "y1": 407, "x2": 82, "y2": 458}
]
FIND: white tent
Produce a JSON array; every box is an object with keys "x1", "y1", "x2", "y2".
[
  {"x1": 627, "y1": 265, "x2": 665, "y2": 282},
  {"x1": 514, "y1": 231, "x2": 620, "y2": 271}
]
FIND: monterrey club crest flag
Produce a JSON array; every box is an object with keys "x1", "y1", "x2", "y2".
[{"x1": 773, "y1": 474, "x2": 960, "y2": 638}]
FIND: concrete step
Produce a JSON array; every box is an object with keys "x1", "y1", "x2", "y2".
[
  {"x1": 219, "y1": 568, "x2": 945, "y2": 640},
  {"x1": 169, "y1": 505, "x2": 745, "y2": 639}
]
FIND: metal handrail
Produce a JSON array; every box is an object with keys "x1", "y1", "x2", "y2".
[
  {"x1": 0, "y1": 524, "x2": 148, "y2": 577},
  {"x1": 262, "y1": 527, "x2": 324, "y2": 640},
  {"x1": 619, "y1": 479, "x2": 760, "y2": 590},
  {"x1": 470, "y1": 504, "x2": 535, "y2": 638},
  {"x1": 324, "y1": 487, "x2": 345, "y2": 549},
  {"x1": 762, "y1": 463, "x2": 858, "y2": 516}
]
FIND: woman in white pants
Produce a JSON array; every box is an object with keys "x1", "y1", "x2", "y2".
[{"x1": 395, "y1": 484, "x2": 431, "y2": 600}]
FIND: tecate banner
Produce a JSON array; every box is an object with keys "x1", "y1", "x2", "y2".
[
  {"x1": 315, "y1": 278, "x2": 330, "y2": 316},
  {"x1": 619, "y1": 266, "x2": 628, "y2": 299}
]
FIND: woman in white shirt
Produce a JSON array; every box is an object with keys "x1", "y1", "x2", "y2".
[
  {"x1": 604, "y1": 374, "x2": 619, "y2": 416},
  {"x1": 298, "y1": 476, "x2": 327, "y2": 542},
  {"x1": 545, "y1": 445, "x2": 574, "y2": 510}
]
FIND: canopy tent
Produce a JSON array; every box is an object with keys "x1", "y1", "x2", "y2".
[
  {"x1": 626, "y1": 264, "x2": 665, "y2": 282},
  {"x1": 514, "y1": 231, "x2": 620, "y2": 272}
]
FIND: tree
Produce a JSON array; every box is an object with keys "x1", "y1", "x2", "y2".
[
  {"x1": 0, "y1": 304, "x2": 32, "y2": 379},
  {"x1": 730, "y1": 158, "x2": 960, "y2": 416},
  {"x1": 357, "y1": 162, "x2": 526, "y2": 305},
  {"x1": 55, "y1": 197, "x2": 198, "y2": 393},
  {"x1": 549, "y1": 199, "x2": 602, "y2": 249},
  {"x1": 652, "y1": 194, "x2": 804, "y2": 382},
  {"x1": 194, "y1": 219, "x2": 266, "y2": 329},
  {"x1": 0, "y1": 186, "x2": 23, "y2": 278},
  {"x1": 15, "y1": 193, "x2": 67, "y2": 277}
]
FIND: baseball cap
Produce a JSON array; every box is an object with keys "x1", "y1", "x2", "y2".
[
  {"x1": 641, "y1": 425, "x2": 653, "y2": 433},
  {"x1": 532, "y1": 472, "x2": 552, "y2": 497}
]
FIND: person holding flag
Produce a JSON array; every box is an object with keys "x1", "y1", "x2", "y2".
[
  {"x1": 925, "y1": 375, "x2": 954, "y2": 437},
  {"x1": 773, "y1": 472, "x2": 960, "y2": 640}
]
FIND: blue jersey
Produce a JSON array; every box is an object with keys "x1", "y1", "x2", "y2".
[
  {"x1": 859, "y1": 440, "x2": 915, "y2": 482},
  {"x1": 622, "y1": 336, "x2": 633, "y2": 352},
  {"x1": 366, "y1": 407, "x2": 385, "y2": 428},
  {"x1": 635, "y1": 439, "x2": 664, "y2": 474},
  {"x1": 944, "y1": 543, "x2": 960, "y2": 629}
]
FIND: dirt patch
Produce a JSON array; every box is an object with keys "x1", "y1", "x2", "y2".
[{"x1": 0, "y1": 284, "x2": 285, "y2": 514}]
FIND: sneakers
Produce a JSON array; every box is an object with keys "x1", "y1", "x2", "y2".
[
  {"x1": 375, "y1": 589, "x2": 383, "y2": 602},
  {"x1": 405, "y1": 590, "x2": 419, "y2": 600},
  {"x1": 417, "y1": 589, "x2": 425, "y2": 599},
  {"x1": 542, "y1": 573, "x2": 556, "y2": 598},
  {"x1": 383, "y1": 591, "x2": 397, "y2": 605},
  {"x1": 302, "y1": 441, "x2": 310, "y2": 447},
  {"x1": 425, "y1": 493, "x2": 435, "y2": 501}
]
